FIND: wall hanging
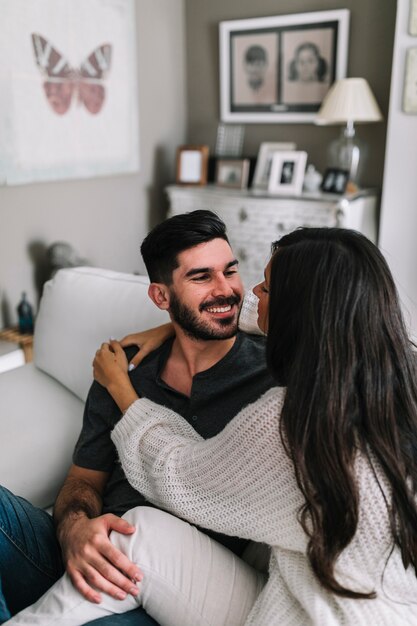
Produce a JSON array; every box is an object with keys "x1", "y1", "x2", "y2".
[{"x1": 0, "y1": 0, "x2": 139, "y2": 185}]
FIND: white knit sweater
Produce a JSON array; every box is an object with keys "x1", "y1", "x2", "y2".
[{"x1": 112, "y1": 388, "x2": 417, "y2": 625}]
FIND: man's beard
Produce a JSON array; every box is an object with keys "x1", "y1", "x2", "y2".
[{"x1": 169, "y1": 290, "x2": 241, "y2": 341}]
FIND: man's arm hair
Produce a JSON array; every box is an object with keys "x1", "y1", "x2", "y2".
[{"x1": 54, "y1": 465, "x2": 109, "y2": 543}]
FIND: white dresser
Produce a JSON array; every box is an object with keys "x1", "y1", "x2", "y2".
[{"x1": 166, "y1": 185, "x2": 378, "y2": 288}]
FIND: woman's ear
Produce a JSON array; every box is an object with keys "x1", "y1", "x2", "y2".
[{"x1": 148, "y1": 283, "x2": 170, "y2": 310}]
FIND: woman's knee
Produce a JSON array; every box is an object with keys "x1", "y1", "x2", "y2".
[
  {"x1": 121, "y1": 505, "x2": 172, "y2": 530},
  {"x1": 112, "y1": 506, "x2": 187, "y2": 562}
]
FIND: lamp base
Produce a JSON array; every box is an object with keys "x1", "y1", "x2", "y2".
[{"x1": 327, "y1": 125, "x2": 367, "y2": 187}]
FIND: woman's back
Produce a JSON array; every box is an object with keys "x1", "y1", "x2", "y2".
[{"x1": 113, "y1": 382, "x2": 417, "y2": 624}]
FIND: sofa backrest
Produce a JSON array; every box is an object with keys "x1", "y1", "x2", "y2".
[{"x1": 34, "y1": 267, "x2": 168, "y2": 402}]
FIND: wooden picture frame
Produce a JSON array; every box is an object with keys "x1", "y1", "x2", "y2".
[
  {"x1": 215, "y1": 158, "x2": 250, "y2": 189},
  {"x1": 219, "y1": 9, "x2": 350, "y2": 123},
  {"x1": 176, "y1": 145, "x2": 209, "y2": 185},
  {"x1": 252, "y1": 142, "x2": 296, "y2": 189},
  {"x1": 268, "y1": 150, "x2": 307, "y2": 195},
  {"x1": 320, "y1": 167, "x2": 349, "y2": 194}
]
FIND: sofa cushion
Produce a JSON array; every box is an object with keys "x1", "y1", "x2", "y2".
[
  {"x1": 34, "y1": 267, "x2": 168, "y2": 402},
  {"x1": 0, "y1": 363, "x2": 84, "y2": 508}
]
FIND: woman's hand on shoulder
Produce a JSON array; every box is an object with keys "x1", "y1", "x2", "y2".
[
  {"x1": 93, "y1": 341, "x2": 138, "y2": 413},
  {"x1": 119, "y1": 323, "x2": 175, "y2": 370},
  {"x1": 93, "y1": 340, "x2": 129, "y2": 388}
]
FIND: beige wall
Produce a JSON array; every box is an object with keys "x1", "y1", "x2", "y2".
[
  {"x1": 0, "y1": 0, "x2": 187, "y2": 327},
  {"x1": 184, "y1": 0, "x2": 396, "y2": 188}
]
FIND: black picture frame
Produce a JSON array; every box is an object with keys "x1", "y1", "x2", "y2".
[
  {"x1": 320, "y1": 168, "x2": 349, "y2": 194},
  {"x1": 219, "y1": 9, "x2": 349, "y2": 123}
]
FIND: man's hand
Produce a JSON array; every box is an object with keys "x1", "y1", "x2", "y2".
[{"x1": 59, "y1": 511, "x2": 143, "y2": 604}]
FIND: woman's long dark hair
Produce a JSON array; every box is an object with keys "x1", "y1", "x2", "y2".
[{"x1": 266, "y1": 228, "x2": 417, "y2": 598}]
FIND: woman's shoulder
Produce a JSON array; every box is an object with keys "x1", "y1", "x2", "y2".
[
  {"x1": 240, "y1": 386, "x2": 286, "y2": 426},
  {"x1": 258, "y1": 386, "x2": 285, "y2": 405}
]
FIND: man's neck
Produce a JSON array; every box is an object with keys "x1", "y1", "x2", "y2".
[{"x1": 161, "y1": 328, "x2": 237, "y2": 397}]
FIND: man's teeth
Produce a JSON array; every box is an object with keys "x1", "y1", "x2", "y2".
[{"x1": 206, "y1": 305, "x2": 232, "y2": 313}]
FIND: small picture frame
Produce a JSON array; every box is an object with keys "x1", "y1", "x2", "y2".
[
  {"x1": 320, "y1": 168, "x2": 349, "y2": 194},
  {"x1": 268, "y1": 150, "x2": 307, "y2": 195},
  {"x1": 215, "y1": 158, "x2": 250, "y2": 189},
  {"x1": 403, "y1": 48, "x2": 417, "y2": 113},
  {"x1": 410, "y1": 0, "x2": 417, "y2": 35},
  {"x1": 176, "y1": 145, "x2": 209, "y2": 185},
  {"x1": 252, "y1": 141, "x2": 296, "y2": 189}
]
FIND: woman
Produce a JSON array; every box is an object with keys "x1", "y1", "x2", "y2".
[
  {"x1": 288, "y1": 42, "x2": 327, "y2": 82},
  {"x1": 10, "y1": 228, "x2": 417, "y2": 625}
]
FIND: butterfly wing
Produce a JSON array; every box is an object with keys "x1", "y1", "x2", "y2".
[
  {"x1": 31, "y1": 33, "x2": 75, "y2": 114},
  {"x1": 78, "y1": 44, "x2": 112, "y2": 114}
]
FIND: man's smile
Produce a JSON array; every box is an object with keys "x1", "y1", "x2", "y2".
[{"x1": 205, "y1": 304, "x2": 232, "y2": 314}]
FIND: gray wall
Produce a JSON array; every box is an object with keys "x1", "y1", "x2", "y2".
[
  {"x1": 0, "y1": 0, "x2": 187, "y2": 327},
  {"x1": 184, "y1": 0, "x2": 396, "y2": 188}
]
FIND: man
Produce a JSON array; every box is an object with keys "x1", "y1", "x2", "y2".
[{"x1": 0, "y1": 210, "x2": 274, "y2": 625}]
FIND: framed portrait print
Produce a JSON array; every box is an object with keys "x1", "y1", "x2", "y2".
[
  {"x1": 252, "y1": 142, "x2": 296, "y2": 189},
  {"x1": 268, "y1": 151, "x2": 307, "y2": 195},
  {"x1": 320, "y1": 168, "x2": 349, "y2": 194},
  {"x1": 215, "y1": 158, "x2": 249, "y2": 189},
  {"x1": 176, "y1": 145, "x2": 209, "y2": 185},
  {"x1": 403, "y1": 48, "x2": 417, "y2": 114},
  {"x1": 219, "y1": 9, "x2": 350, "y2": 123}
]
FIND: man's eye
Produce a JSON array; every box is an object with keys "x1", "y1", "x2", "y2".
[
  {"x1": 192, "y1": 274, "x2": 209, "y2": 281},
  {"x1": 225, "y1": 269, "x2": 238, "y2": 277}
]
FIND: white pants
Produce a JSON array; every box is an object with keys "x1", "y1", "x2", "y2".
[{"x1": 7, "y1": 507, "x2": 266, "y2": 626}]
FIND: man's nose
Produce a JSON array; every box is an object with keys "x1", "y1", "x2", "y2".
[{"x1": 211, "y1": 273, "x2": 234, "y2": 296}]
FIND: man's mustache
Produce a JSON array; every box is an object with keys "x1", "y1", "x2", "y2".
[{"x1": 199, "y1": 295, "x2": 241, "y2": 312}]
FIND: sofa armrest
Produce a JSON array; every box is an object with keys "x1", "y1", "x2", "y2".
[{"x1": 0, "y1": 363, "x2": 83, "y2": 509}]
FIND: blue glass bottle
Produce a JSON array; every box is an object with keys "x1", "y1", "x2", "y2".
[{"x1": 17, "y1": 292, "x2": 34, "y2": 334}]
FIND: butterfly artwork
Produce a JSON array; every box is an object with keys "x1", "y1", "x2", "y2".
[{"x1": 31, "y1": 33, "x2": 112, "y2": 115}]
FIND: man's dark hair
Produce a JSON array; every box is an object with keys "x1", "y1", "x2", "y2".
[
  {"x1": 245, "y1": 45, "x2": 267, "y2": 64},
  {"x1": 140, "y1": 210, "x2": 229, "y2": 284}
]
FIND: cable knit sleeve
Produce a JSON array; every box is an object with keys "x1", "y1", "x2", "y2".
[
  {"x1": 238, "y1": 289, "x2": 264, "y2": 335},
  {"x1": 112, "y1": 387, "x2": 306, "y2": 549}
]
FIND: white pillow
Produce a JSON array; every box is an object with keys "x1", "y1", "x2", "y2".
[{"x1": 34, "y1": 267, "x2": 168, "y2": 401}]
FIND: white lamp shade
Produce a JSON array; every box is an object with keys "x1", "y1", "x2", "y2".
[{"x1": 316, "y1": 78, "x2": 383, "y2": 125}]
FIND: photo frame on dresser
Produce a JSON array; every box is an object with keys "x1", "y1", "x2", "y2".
[
  {"x1": 268, "y1": 150, "x2": 307, "y2": 195},
  {"x1": 176, "y1": 145, "x2": 209, "y2": 185},
  {"x1": 219, "y1": 9, "x2": 350, "y2": 123},
  {"x1": 321, "y1": 167, "x2": 349, "y2": 194},
  {"x1": 252, "y1": 142, "x2": 296, "y2": 189},
  {"x1": 215, "y1": 158, "x2": 250, "y2": 189}
]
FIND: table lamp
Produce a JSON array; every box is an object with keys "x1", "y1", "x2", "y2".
[{"x1": 315, "y1": 78, "x2": 383, "y2": 187}]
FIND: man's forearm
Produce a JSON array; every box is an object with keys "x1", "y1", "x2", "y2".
[{"x1": 54, "y1": 477, "x2": 103, "y2": 543}]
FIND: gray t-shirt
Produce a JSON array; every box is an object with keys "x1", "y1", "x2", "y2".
[{"x1": 73, "y1": 331, "x2": 275, "y2": 554}]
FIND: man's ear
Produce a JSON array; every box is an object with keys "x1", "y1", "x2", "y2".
[{"x1": 148, "y1": 283, "x2": 170, "y2": 310}]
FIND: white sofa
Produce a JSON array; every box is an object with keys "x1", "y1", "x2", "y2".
[{"x1": 0, "y1": 267, "x2": 168, "y2": 509}]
